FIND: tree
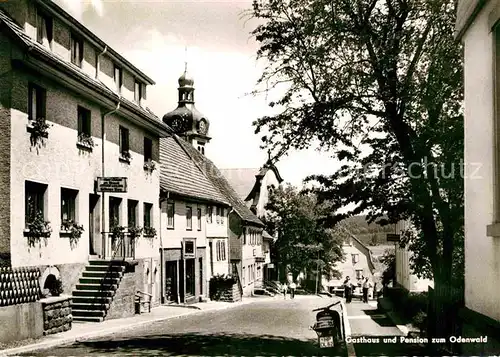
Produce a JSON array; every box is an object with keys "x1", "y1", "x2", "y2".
[
  {"x1": 247, "y1": 0, "x2": 463, "y2": 295},
  {"x1": 263, "y1": 184, "x2": 345, "y2": 283},
  {"x1": 380, "y1": 249, "x2": 396, "y2": 287}
]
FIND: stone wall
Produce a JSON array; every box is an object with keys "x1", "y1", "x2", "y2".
[
  {"x1": 0, "y1": 301, "x2": 43, "y2": 344},
  {"x1": 41, "y1": 295, "x2": 72, "y2": 336},
  {"x1": 210, "y1": 281, "x2": 241, "y2": 303},
  {"x1": 106, "y1": 262, "x2": 144, "y2": 320}
]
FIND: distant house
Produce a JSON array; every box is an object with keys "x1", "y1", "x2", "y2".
[
  {"x1": 393, "y1": 221, "x2": 433, "y2": 293},
  {"x1": 456, "y1": 0, "x2": 500, "y2": 354},
  {"x1": 323, "y1": 231, "x2": 376, "y2": 296},
  {"x1": 221, "y1": 163, "x2": 283, "y2": 283}
]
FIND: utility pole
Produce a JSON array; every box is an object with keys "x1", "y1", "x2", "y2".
[{"x1": 315, "y1": 249, "x2": 320, "y2": 295}]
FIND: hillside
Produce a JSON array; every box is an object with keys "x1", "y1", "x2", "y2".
[{"x1": 342, "y1": 215, "x2": 396, "y2": 246}]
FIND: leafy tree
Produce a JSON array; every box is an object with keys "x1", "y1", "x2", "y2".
[
  {"x1": 247, "y1": 0, "x2": 463, "y2": 296},
  {"x1": 380, "y1": 249, "x2": 396, "y2": 287},
  {"x1": 263, "y1": 184, "x2": 345, "y2": 282}
]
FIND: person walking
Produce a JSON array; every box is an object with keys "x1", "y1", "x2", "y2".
[
  {"x1": 362, "y1": 277, "x2": 372, "y2": 303},
  {"x1": 282, "y1": 282, "x2": 288, "y2": 299},
  {"x1": 289, "y1": 281, "x2": 296, "y2": 299},
  {"x1": 343, "y1": 276, "x2": 353, "y2": 303}
]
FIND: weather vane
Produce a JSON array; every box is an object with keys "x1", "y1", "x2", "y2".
[{"x1": 184, "y1": 46, "x2": 188, "y2": 73}]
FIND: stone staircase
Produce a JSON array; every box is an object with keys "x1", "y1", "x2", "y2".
[{"x1": 71, "y1": 260, "x2": 126, "y2": 322}]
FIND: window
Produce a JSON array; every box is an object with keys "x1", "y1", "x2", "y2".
[
  {"x1": 134, "y1": 80, "x2": 142, "y2": 104},
  {"x1": 127, "y1": 200, "x2": 138, "y2": 227},
  {"x1": 28, "y1": 83, "x2": 46, "y2": 121},
  {"x1": 197, "y1": 208, "x2": 202, "y2": 230},
  {"x1": 144, "y1": 202, "x2": 153, "y2": 228},
  {"x1": 25, "y1": 181, "x2": 47, "y2": 227},
  {"x1": 144, "y1": 137, "x2": 152, "y2": 163},
  {"x1": 216, "y1": 241, "x2": 226, "y2": 261},
  {"x1": 184, "y1": 239, "x2": 195, "y2": 257},
  {"x1": 207, "y1": 206, "x2": 213, "y2": 223},
  {"x1": 77, "y1": 106, "x2": 91, "y2": 138},
  {"x1": 119, "y1": 126, "x2": 130, "y2": 155},
  {"x1": 70, "y1": 33, "x2": 83, "y2": 67},
  {"x1": 220, "y1": 208, "x2": 224, "y2": 224},
  {"x1": 36, "y1": 10, "x2": 52, "y2": 48},
  {"x1": 355, "y1": 269, "x2": 363, "y2": 280},
  {"x1": 61, "y1": 188, "x2": 78, "y2": 224},
  {"x1": 114, "y1": 65, "x2": 122, "y2": 93},
  {"x1": 216, "y1": 207, "x2": 220, "y2": 224},
  {"x1": 352, "y1": 254, "x2": 360, "y2": 264},
  {"x1": 109, "y1": 197, "x2": 122, "y2": 228},
  {"x1": 167, "y1": 202, "x2": 174, "y2": 229},
  {"x1": 186, "y1": 206, "x2": 192, "y2": 230}
]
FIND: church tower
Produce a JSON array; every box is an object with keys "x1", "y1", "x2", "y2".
[{"x1": 162, "y1": 62, "x2": 211, "y2": 155}]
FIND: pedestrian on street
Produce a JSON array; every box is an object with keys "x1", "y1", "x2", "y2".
[
  {"x1": 362, "y1": 277, "x2": 372, "y2": 303},
  {"x1": 343, "y1": 276, "x2": 353, "y2": 303},
  {"x1": 289, "y1": 281, "x2": 296, "y2": 299},
  {"x1": 282, "y1": 282, "x2": 288, "y2": 299}
]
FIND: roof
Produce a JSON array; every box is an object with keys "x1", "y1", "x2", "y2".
[
  {"x1": 220, "y1": 168, "x2": 260, "y2": 201},
  {"x1": 36, "y1": 0, "x2": 155, "y2": 84},
  {"x1": 455, "y1": 0, "x2": 489, "y2": 40},
  {"x1": 174, "y1": 137, "x2": 264, "y2": 227},
  {"x1": 341, "y1": 227, "x2": 376, "y2": 273},
  {"x1": 0, "y1": 9, "x2": 171, "y2": 136},
  {"x1": 159, "y1": 137, "x2": 229, "y2": 205}
]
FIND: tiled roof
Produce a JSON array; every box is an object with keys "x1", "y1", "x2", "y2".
[
  {"x1": 0, "y1": 9, "x2": 170, "y2": 135},
  {"x1": 37, "y1": 0, "x2": 155, "y2": 84},
  {"x1": 159, "y1": 137, "x2": 229, "y2": 205},
  {"x1": 220, "y1": 168, "x2": 260, "y2": 202},
  {"x1": 174, "y1": 138, "x2": 264, "y2": 227}
]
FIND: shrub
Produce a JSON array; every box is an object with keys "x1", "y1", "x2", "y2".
[{"x1": 49, "y1": 278, "x2": 64, "y2": 296}]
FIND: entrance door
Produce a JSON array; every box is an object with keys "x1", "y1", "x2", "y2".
[
  {"x1": 89, "y1": 194, "x2": 100, "y2": 256},
  {"x1": 165, "y1": 261, "x2": 178, "y2": 303}
]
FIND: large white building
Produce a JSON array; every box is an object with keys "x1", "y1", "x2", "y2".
[
  {"x1": 456, "y1": 0, "x2": 500, "y2": 354},
  {"x1": 0, "y1": 0, "x2": 170, "y2": 322}
]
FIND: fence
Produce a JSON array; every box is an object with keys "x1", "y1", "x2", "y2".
[
  {"x1": 427, "y1": 284, "x2": 464, "y2": 354},
  {"x1": 0, "y1": 266, "x2": 41, "y2": 307}
]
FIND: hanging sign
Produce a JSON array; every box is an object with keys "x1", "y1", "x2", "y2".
[{"x1": 96, "y1": 177, "x2": 127, "y2": 193}]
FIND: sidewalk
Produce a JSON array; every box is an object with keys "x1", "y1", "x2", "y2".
[
  {"x1": 0, "y1": 295, "x2": 279, "y2": 357},
  {"x1": 376, "y1": 297, "x2": 420, "y2": 336}
]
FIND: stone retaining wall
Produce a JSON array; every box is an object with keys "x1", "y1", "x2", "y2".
[
  {"x1": 210, "y1": 281, "x2": 241, "y2": 302},
  {"x1": 41, "y1": 295, "x2": 72, "y2": 336}
]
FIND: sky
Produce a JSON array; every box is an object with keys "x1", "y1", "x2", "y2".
[{"x1": 54, "y1": 0, "x2": 341, "y2": 187}]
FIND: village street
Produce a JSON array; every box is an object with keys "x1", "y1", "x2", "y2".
[{"x1": 18, "y1": 295, "x2": 426, "y2": 357}]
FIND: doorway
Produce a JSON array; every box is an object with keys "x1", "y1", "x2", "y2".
[
  {"x1": 89, "y1": 194, "x2": 100, "y2": 256},
  {"x1": 165, "y1": 261, "x2": 178, "y2": 303}
]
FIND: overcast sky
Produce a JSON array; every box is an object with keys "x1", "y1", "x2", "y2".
[{"x1": 54, "y1": 0, "x2": 341, "y2": 187}]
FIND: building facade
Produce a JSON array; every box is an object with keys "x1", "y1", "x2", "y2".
[
  {"x1": 456, "y1": 0, "x2": 500, "y2": 353},
  {"x1": 0, "y1": 0, "x2": 170, "y2": 320},
  {"x1": 393, "y1": 220, "x2": 433, "y2": 292},
  {"x1": 221, "y1": 163, "x2": 283, "y2": 283},
  {"x1": 323, "y1": 233, "x2": 375, "y2": 294}
]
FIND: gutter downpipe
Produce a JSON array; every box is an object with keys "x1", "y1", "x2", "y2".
[
  {"x1": 228, "y1": 208, "x2": 235, "y2": 275},
  {"x1": 159, "y1": 191, "x2": 169, "y2": 304},
  {"x1": 101, "y1": 100, "x2": 121, "y2": 259}
]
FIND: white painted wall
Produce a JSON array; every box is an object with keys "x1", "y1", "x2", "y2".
[{"x1": 463, "y1": 0, "x2": 500, "y2": 322}]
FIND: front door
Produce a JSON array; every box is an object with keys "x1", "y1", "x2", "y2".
[
  {"x1": 165, "y1": 261, "x2": 178, "y2": 303},
  {"x1": 89, "y1": 194, "x2": 100, "y2": 256}
]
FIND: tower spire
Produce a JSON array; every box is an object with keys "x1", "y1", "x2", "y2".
[{"x1": 184, "y1": 46, "x2": 188, "y2": 73}]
